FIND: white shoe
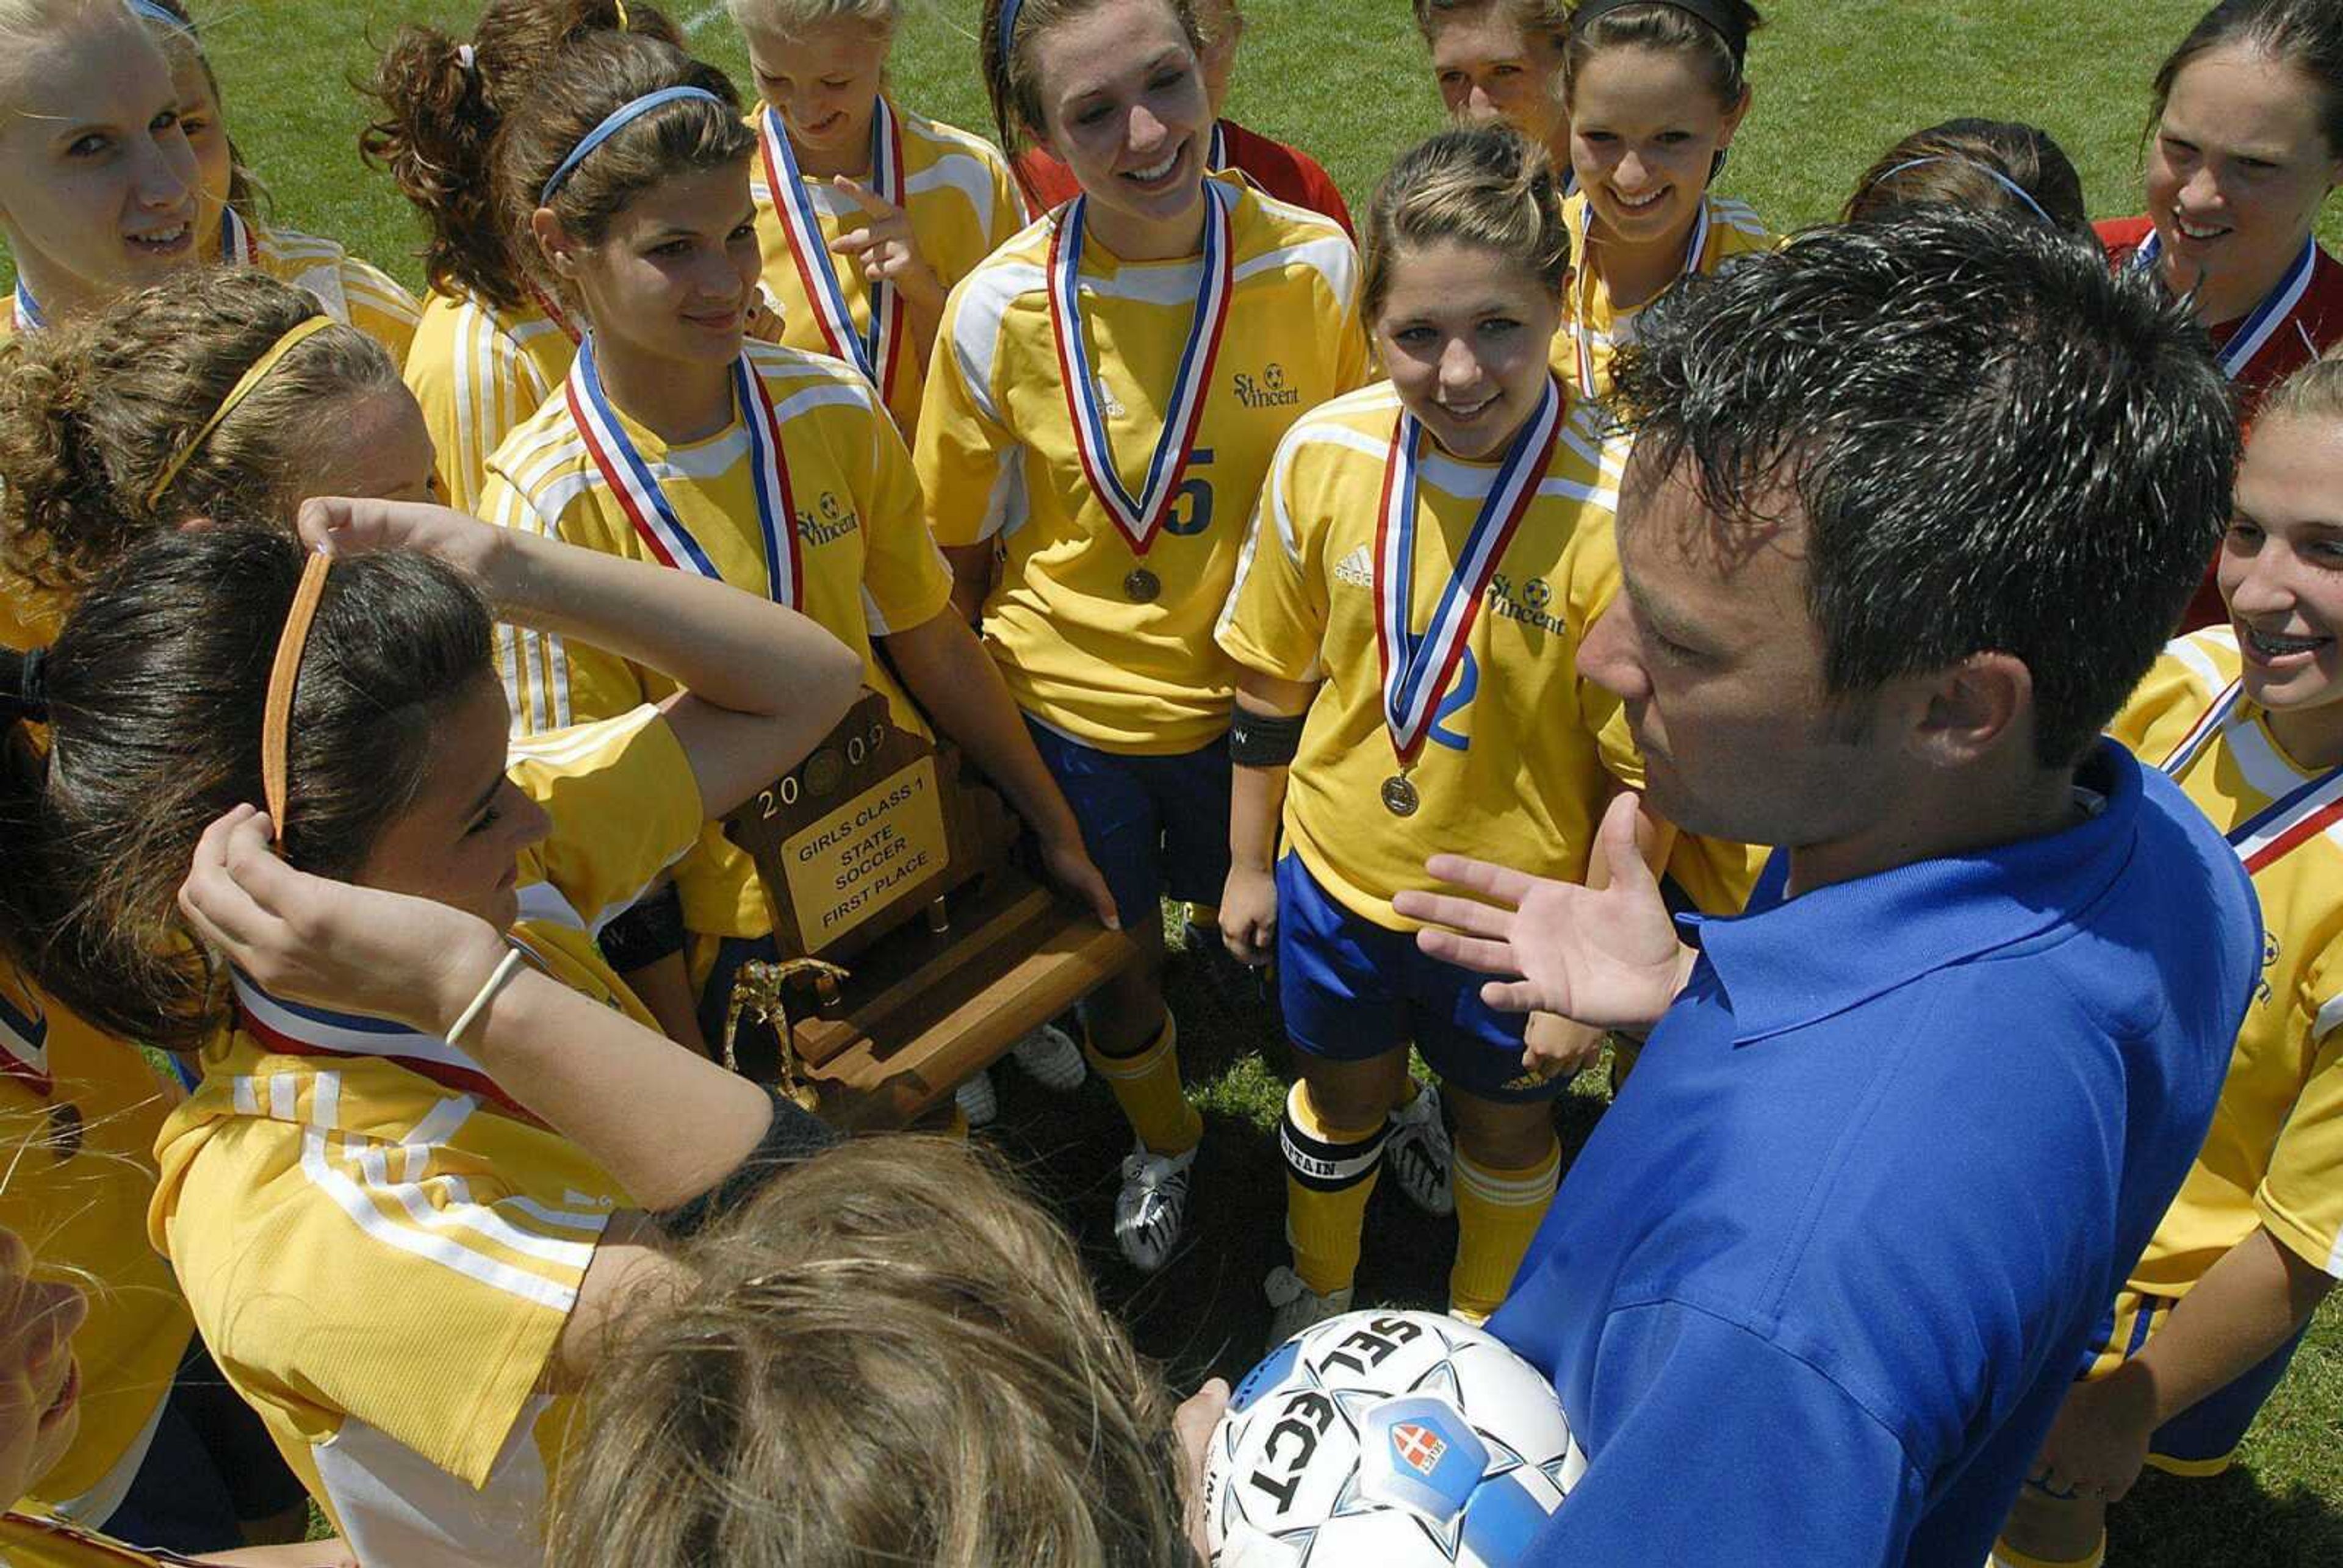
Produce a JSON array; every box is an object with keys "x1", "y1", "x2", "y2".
[
  {"x1": 1264, "y1": 1264, "x2": 1353, "y2": 1348},
  {"x1": 1008, "y1": 1023, "x2": 1085, "y2": 1091},
  {"x1": 1384, "y1": 1079, "x2": 1455, "y2": 1217},
  {"x1": 1114, "y1": 1140, "x2": 1195, "y2": 1271},
  {"x1": 954, "y1": 1068, "x2": 998, "y2": 1129}
]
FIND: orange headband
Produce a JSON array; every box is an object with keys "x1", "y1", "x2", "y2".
[{"x1": 262, "y1": 552, "x2": 331, "y2": 846}]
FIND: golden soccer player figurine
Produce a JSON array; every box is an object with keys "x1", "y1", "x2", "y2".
[
  {"x1": 0, "y1": 495, "x2": 861, "y2": 1564},
  {"x1": 1549, "y1": 0, "x2": 1774, "y2": 399},
  {"x1": 919, "y1": 0, "x2": 1369, "y2": 1270},
  {"x1": 727, "y1": 0, "x2": 1027, "y2": 444},
  {"x1": 365, "y1": 1, "x2": 683, "y2": 515},
  {"x1": 1217, "y1": 126, "x2": 1646, "y2": 1339},
  {"x1": 131, "y1": 0, "x2": 419, "y2": 364},
  {"x1": 1994, "y1": 361, "x2": 2343, "y2": 1568},
  {"x1": 481, "y1": 32, "x2": 1113, "y2": 1062}
]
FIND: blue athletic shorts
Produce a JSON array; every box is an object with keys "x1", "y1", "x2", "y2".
[
  {"x1": 1275, "y1": 854, "x2": 1562, "y2": 1104},
  {"x1": 98, "y1": 1342, "x2": 306, "y2": 1552},
  {"x1": 1022, "y1": 717, "x2": 1231, "y2": 933},
  {"x1": 2073, "y1": 1287, "x2": 2315, "y2": 1475}
]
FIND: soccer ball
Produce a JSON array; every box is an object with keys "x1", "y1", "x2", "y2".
[{"x1": 1201, "y1": 1309, "x2": 1586, "y2": 1566}]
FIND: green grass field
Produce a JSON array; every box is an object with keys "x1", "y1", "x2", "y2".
[{"x1": 11, "y1": 0, "x2": 2343, "y2": 1559}]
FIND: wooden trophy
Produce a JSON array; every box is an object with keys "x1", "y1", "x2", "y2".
[{"x1": 723, "y1": 689, "x2": 1133, "y2": 1130}]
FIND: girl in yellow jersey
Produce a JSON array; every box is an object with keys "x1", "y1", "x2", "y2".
[
  {"x1": 1217, "y1": 127, "x2": 1642, "y2": 1340},
  {"x1": 0, "y1": 273, "x2": 448, "y2": 1553},
  {"x1": 1552, "y1": 0, "x2": 1773, "y2": 399},
  {"x1": 1995, "y1": 362, "x2": 2343, "y2": 1568},
  {"x1": 0, "y1": 493, "x2": 860, "y2": 1564},
  {"x1": 481, "y1": 34, "x2": 1114, "y2": 1068},
  {"x1": 0, "y1": 1, "x2": 202, "y2": 347},
  {"x1": 727, "y1": 0, "x2": 1027, "y2": 442},
  {"x1": 923, "y1": 0, "x2": 1369, "y2": 1269},
  {"x1": 365, "y1": 2, "x2": 693, "y2": 514},
  {"x1": 126, "y1": 1, "x2": 419, "y2": 365}
]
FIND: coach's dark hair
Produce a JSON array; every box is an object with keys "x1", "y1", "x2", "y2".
[
  {"x1": 1362, "y1": 126, "x2": 1572, "y2": 321},
  {"x1": 0, "y1": 528, "x2": 494, "y2": 1050},
  {"x1": 1609, "y1": 209, "x2": 2237, "y2": 769},
  {"x1": 0, "y1": 271, "x2": 396, "y2": 597},
  {"x1": 364, "y1": 0, "x2": 684, "y2": 311},
  {"x1": 980, "y1": 0, "x2": 1203, "y2": 190},
  {"x1": 1561, "y1": 0, "x2": 1762, "y2": 109},
  {"x1": 2152, "y1": 0, "x2": 2343, "y2": 159},
  {"x1": 494, "y1": 32, "x2": 753, "y2": 314},
  {"x1": 1844, "y1": 120, "x2": 2092, "y2": 239}
]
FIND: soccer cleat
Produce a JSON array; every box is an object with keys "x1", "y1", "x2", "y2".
[
  {"x1": 1114, "y1": 1139, "x2": 1196, "y2": 1271},
  {"x1": 1264, "y1": 1264, "x2": 1354, "y2": 1348},
  {"x1": 954, "y1": 1067, "x2": 998, "y2": 1129},
  {"x1": 1384, "y1": 1079, "x2": 1455, "y2": 1217},
  {"x1": 1007, "y1": 1022, "x2": 1086, "y2": 1091}
]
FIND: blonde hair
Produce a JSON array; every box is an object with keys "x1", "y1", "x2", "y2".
[
  {"x1": 0, "y1": 269, "x2": 397, "y2": 595},
  {"x1": 2260, "y1": 355, "x2": 2343, "y2": 425},
  {"x1": 1362, "y1": 124, "x2": 1572, "y2": 322},
  {"x1": 723, "y1": 0, "x2": 897, "y2": 32},
  {"x1": 547, "y1": 1137, "x2": 1195, "y2": 1568}
]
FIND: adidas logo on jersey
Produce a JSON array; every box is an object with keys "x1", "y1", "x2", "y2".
[
  {"x1": 1332, "y1": 544, "x2": 1373, "y2": 590},
  {"x1": 1095, "y1": 375, "x2": 1126, "y2": 419}
]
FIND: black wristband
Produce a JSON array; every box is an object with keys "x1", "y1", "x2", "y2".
[
  {"x1": 1228, "y1": 707, "x2": 1306, "y2": 768},
  {"x1": 598, "y1": 882, "x2": 687, "y2": 972},
  {"x1": 651, "y1": 1086, "x2": 840, "y2": 1239}
]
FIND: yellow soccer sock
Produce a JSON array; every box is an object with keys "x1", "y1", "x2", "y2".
[
  {"x1": 1085, "y1": 1012, "x2": 1203, "y2": 1156},
  {"x1": 1988, "y1": 1539, "x2": 2106, "y2": 1568},
  {"x1": 1281, "y1": 1081, "x2": 1387, "y2": 1297},
  {"x1": 1450, "y1": 1138, "x2": 1561, "y2": 1322}
]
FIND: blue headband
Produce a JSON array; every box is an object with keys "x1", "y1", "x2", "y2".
[
  {"x1": 539, "y1": 86, "x2": 724, "y2": 204},
  {"x1": 997, "y1": 0, "x2": 1026, "y2": 60},
  {"x1": 1871, "y1": 156, "x2": 2057, "y2": 231},
  {"x1": 123, "y1": 0, "x2": 195, "y2": 35}
]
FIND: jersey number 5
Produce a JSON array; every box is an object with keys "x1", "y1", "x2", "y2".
[{"x1": 1162, "y1": 447, "x2": 1215, "y2": 537}]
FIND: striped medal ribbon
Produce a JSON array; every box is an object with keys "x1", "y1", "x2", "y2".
[
  {"x1": 10, "y1": 279, "x2": 41, "y2": 335},
  {"x1": 230, "y1": 955, "x2": 549, "y2": 1123},
  {"x1": 1372, "y1": 376, "x2": 1563, "y2": 816},
  {"x1": 566, "y1": 336, "x2": 802, "y2": 608},
  {"x1": 1047, "y1": 178, "x2": 1234, "y2": 590},
  {"x1": 2132, "y1": 231, "x2": 2318, "y2": 382},
  {"x1": 760, "y1": 99, "x2": 906, "y2": 402},
  {"x1": 220, "y1": 204, "x2": 258, "y2": 265},
  {"x1": 2159, "y1": 678, "x2": 2343, "y2": 873},
  {"x1": 1572, "y1": 195, "x2": 1709, "y2": 398},
  {"x1": 1205, "y1": 120, "x2": 1228, "y2": 172}
]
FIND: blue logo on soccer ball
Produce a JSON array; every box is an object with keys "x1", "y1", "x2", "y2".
[
  {"x1": 1356, "y1": 1396, "x2": 1489, "y2": 1523},
  {"x1": 1231, "y1": 1340, "x2": 1301, "y2": 1415}
]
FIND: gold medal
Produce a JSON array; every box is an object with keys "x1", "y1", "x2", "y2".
[
  {"x1": 1123, "y1": 566, "x2": 1161, "y2": 603},
  {"x1": 1381, "y1": 774, "x2": 1420, "y2": 817}
]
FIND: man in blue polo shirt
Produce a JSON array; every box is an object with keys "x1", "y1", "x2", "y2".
[{"x1": 1394, "y1": 210, "x2": 2262, "y2": 1564}]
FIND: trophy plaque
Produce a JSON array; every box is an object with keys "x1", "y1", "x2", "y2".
[{"x1": 724, "y1": 690, "x2": 1134, "y2": 1130}]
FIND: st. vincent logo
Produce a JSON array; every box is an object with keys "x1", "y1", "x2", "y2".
[
  {"x1": 1234, "y1": 362, "x2": 1300, "y2": 409},
  {"x1": 799, "y1": 490, "x2": 860, "y2": 547}
]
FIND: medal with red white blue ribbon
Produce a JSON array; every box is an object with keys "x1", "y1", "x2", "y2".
[
  {"x1": 1047, "y1": 178, "x2": 1234, "y2": 602},
  {"x1": 2159, "y1": 677, "x2": 2343, "y2": 872},
  {"x1": 566, "y1": 336, "x2": 802, "y2": 608},
  {"x1": 220, "y1": 205, "x2": 258, "y2": 266},
  {"x1": 1571, "y1": 195, "x2": 1709, "y2": 398},
  {"x1": 760, "y1": 99, "x2": 906, "y2": 403},
  {"x1": 1372, "y1": 376, "x2": 1564, "y2": 816},
  {"x1": 10, "y1": 281, "x2": 41, "y2": 336},
  {"x1": 2132, "y1": 230, "x2": 2319, "y2": 383}
]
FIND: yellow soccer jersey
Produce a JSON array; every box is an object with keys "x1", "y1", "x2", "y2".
[
  {"x1": 919, "y1": 176, "x2": 1370, "y2": 754},
  {"x1": 1552, "y1": 190, "x2": 1777, "y2": 400},
  {"x1": 245, "y1": 220, "x2": 420, "y2": 369},
  {"x1": 2112, "y1": 628, "x2": 2343, "y2": 1290},
  {"x1": 483, "y1": 341, "x2": 951, "y2": 941},
  {"x1": 1217, "y1": 382, "x2": 1636, "y2": 927},
  {"x1": 148, "y1": 705, "x2": 699, "y2": 1564},
  {"x1": 0, "y1": 978, "x2": 190, "y2": 1521},
  {"x1": 404, "y1": 287, "x2": 576, "y2": 516},
  {"x1": 750, "y1": 99, "x2": 1025, "y2": 438}
]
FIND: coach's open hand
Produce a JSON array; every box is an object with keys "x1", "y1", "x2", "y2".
[{"x1": 1392, "y1": 791, "x2": 1695, "y2": 1033}]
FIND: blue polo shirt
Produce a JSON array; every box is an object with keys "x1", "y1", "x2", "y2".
[{"x1": 1490, "y1": 741, "x2": 2258, "y2": 1564}]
